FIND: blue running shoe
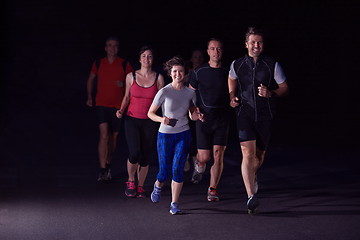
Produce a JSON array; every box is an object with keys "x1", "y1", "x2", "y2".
[
  {"x1": 169, "y1": 202, "x2": 182, "y2": 215},
  {"x1": 247, "y1": 195, "x2": 259, "y2": 215},
  {"x1": 151, "y1": 183, "x2": 161, "y2": 203}
]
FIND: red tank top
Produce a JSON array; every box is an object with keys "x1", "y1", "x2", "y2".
[{"x1": 127, "y1": 72, "x2": 159, "y2": 119}]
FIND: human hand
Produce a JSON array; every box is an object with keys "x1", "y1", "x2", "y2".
[
  {"x1": 196, "y1": 109, "x2": 205, "y2": 122},
  {"x1": 162, "y1": 117, "x2": 170, "y2": 125},
  {"x1": 86, "y1": 98, "x2": 93, "y2": 107},
  {"x1": 230, "y1": 97, "x2": 240, "y2": 108},
  {"x1": 258, "y1": 84, "x2": 272, "y2": 98},
  {"x1": 116, "y1": 110, "x2": 123, "y2": 119}
]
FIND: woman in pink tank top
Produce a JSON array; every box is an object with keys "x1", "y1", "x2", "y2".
[{"x1": 116, "y1": 46, "x2": 164, "y2": 198}]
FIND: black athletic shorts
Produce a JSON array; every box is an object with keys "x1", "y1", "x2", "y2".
[
  {"x1": 236, "y1": 112, "x2": 273, "y2": 150},
  {"x1": 96, "y1": 106, "x2": 122, "y2": 132},
  {"x1": 196, "y1": 113, "x2": 229, "y2": 150}
]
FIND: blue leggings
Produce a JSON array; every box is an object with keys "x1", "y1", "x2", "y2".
[{"x1": 156, "y1": 130, "x2": 191, "y2": 183}]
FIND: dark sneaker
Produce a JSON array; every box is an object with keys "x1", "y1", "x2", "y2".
[
  {"x1": 151, "y1": 182, "x2": 162, "y2": 203},
  {"x1": 105, "y1": 168, "x2": 112, "y2": 181},
  {"x1": 191, "y1": 160, "x2": 205, "y2": 184},
  {"x1": 97, "y1": 169, "x2": 108, "y2": 182},
  {"x1": 247, "y1": 195, "x2": 259, "y2": 215},
  {"x1": 207, "y1": 187, "x2": 220, "y2": 202},
  {"x1": 125, "y1": 181, "x2": 137, "y2": 197},
  {"x1": 136, "y1": 186, "x2": 146, "y2": 198},
  {"x1": 169, "y1": 202, "x2": 182, "y2": 215}
]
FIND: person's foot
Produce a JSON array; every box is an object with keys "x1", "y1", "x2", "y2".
[
  {"x1": 207, "y1": 187, "x2": 220, "y2": 202},
  {"x1": 105, "y1": 168, "x2": 112, "y2": 181},
  {"x1": 169, "y1": 202, "x2": 182, "y2": 215},
  {"x1": 125, "y1": 181, "x2": 136, "y2": 197},
  {"x1": 191, "y1": 160, "x2": 205, "y2": 184},
  {"x1": 136, "y1": 186, "x2": 146, "y2": 198},
  {"x1": 151, "y1": 182, "x2": 162, "y2": 203},
  {"x1": 97, "y1": 168, "x2": 108, "y2": 182},
  {"x1": 247, "y1": 195, "x2": 259, "y2": 215}
]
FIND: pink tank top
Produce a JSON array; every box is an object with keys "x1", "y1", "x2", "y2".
[{"x1": 127, "y1": 72, "x2": 159, "y2": 119}]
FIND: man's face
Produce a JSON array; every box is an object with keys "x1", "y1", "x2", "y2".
[
  {"x1": 105, "y1": 40, "x2": 119, "y2": 57},
  {"x1": 246, "y1": 34, "x2": 264, "y2": 58},
  {"x1": 207, "y1": 40, "x2": 223, "y2": 63}
]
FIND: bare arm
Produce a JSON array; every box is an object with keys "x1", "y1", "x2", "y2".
[
  {"x1": 86, "y1": 72, "x2": 96, "y2": 107},
  {"x1": 147, "y1": 103, "x2": 170, "y2": 125},
  {"x1": 258, "y1": 81, "x2": 289, "y2": 98},
  {"x1": 228, "y1": 76, "x2": 240, "y2": 108},
  {"x1": 157, "y1": 74, "x2": 165, "y2": 90},
  {"x1": 272, "y1": 81, "x2": 289, "y2": 97},
  {"x1": 116, "y1": 72, "x2": 133, "y2": 118}
]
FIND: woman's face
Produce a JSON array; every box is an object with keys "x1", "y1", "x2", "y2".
[
  {"x1": 139, "y1": 50, "x2": 153, "y2": 67},
  {"x1": 170, "y1": 65, "x2": 185, "y2": 83}
]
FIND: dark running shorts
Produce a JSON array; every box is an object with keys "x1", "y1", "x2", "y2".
[
  {"x1": 96, "y1": 106, "x2": 122, "y2": 132},
  {"x1": 196, "y1": 114, "x2": 229, "y2": 150},
  {"x1": 236, "y1": 113, "x2": 273, "y2": 150}
]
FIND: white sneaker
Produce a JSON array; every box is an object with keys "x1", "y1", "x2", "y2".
[
  {"x1": 191, "y1": 160, "x2": 205, "y2": 184},
  {"x1": 194, "y1": 160, "x2": 206, "y2": 174}
]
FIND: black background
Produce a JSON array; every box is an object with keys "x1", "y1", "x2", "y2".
[{"x1": 2, "y1": 0, "x2": 359, "y2": 149}]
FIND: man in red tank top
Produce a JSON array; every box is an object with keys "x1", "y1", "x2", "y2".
[{"x1": 86, "y1": 37, "x2": 133, "y2": 182}]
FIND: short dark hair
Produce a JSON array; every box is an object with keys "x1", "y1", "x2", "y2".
[
  {"x1": 139, "y1": 45, "x2": 155, "y2": 57},
  {"x1": 105, "y1": 36, "x2": 119, "y2": 45},
  {"x1": 207, "y1": 37, "x2": 223, "y2": 48},
  {"x1": 245, "y1": 27, "x2": 265, "y2": 42},
  {"x1": 164, "y1": 56, "x2": 185, "y2": 76}
]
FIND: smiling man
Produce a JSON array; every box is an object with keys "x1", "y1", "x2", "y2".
[
  {"x1": 189, "y1": 38, "x2": 230, "y2": 202},
  {"x1": 228, "y1": 27, "x2": 289, "y2": 214}
]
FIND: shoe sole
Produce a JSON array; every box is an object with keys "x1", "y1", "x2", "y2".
[
  {"x1": 125, "y1": 192, "x2": 136, "y2": 197},
  {"x1": 247, "y1": 208, "x2": 259, "y2": 215},
  {"x1": 169, "y1": 210, "x2": 183, "y2": 215},
  {"x1": 207, "y1": 197, "x2": 219, "y2": 202}
]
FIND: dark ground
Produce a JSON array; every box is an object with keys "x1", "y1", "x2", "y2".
[{"x1": 1, "y1": 0, "x2": 360, "y2": 239}]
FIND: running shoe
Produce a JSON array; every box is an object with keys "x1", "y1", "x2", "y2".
[
  {"x1": 169, "y1": 202, "x2": 182, "y2": 215},
  {"x1": 207, "y1": 187, "x2": 220, "y2": 202},
  {"x1": 191, "y1": 160, "x2": 205, "y2": 184},
  {"x1": 136, "y1": 186, "x2": 146, "y2": 198},
  {"x1": 97, "y1": 169, "x2": 107, "y2": 182},
  {"x1": 247, "y1": 195, "x2": 259, "y2": 215},
  {"x1": 151, "y1": 182, "x2": 162, "y2": 203},
  {"x1": 125, "y1": 181, "x2": 137, "y2": 197},
  {"x1": 105, "y1": 168, "x2": 112, "y2": 181}
]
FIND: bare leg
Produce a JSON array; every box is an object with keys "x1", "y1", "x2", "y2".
[
  {"x1": 137, "y1": 165, "x2": 149, "y2": 187},
  {"x1": 127, "y1": 160, "x2": 138, "y2": 182},
  {"x1": 209, "y1": 145, "x2": 226, "y2": 188},
  {"x1": 106, "y1": 131, "x2": 118, "y2": 165},
  {"x1": 98, "y1": 123, "x2": 110, "y2": 168},
  {"x1": 197, "y1": 149, "x2": 211, "y2": 167},
  {"x1": 171, "y1": 180, "x2": 183, "y2": 203},
  {"x1": 240, "y1": 140, "x2": 260, "y2": 197}
]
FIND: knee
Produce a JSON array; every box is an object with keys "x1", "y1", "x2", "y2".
[
  {"x1": 197, "y1": 152, "x2": 210, "y2": 163},
  {"x1": 128, "y1": 157, "x2": 139, "y2": 165},
  {"x1": 99, "y1": 133, "x2": 109, "y2": 142},
  {"x1": 213, "y1": 148, "x2": 225, "y2": 162}
]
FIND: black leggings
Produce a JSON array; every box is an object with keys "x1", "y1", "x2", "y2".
[{"x1": 125, "y1": 116, "x2": 158, "y2": 167}]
